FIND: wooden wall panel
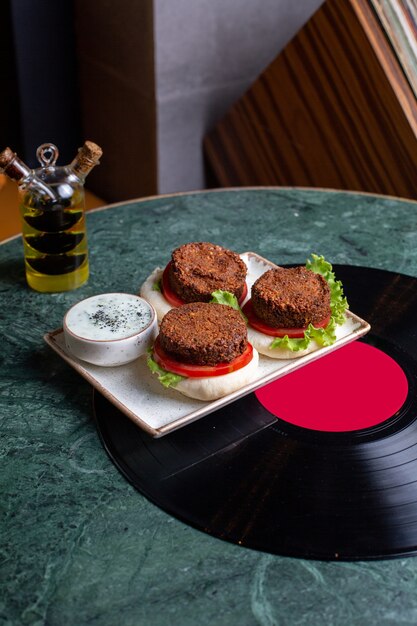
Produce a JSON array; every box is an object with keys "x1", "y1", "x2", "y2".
[{"x1": 205, "y1": 0, "x2": 417, "y2": 198}]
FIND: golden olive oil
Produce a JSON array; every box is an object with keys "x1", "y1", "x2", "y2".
[
  {"x1": 1, "y1": 141, "x2": 101, "y2": 292},
  {"x1": 19, "y1": 185, "x2": 89, "y2": 292}
]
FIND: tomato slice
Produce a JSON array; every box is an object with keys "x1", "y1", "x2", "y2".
[
  {"x1": 161, "y1": 263, "x2": 186, "y2": 307},
  {"x1": 153, "y1": 337, "x2": 254, "y2": 378},
  {"x1": 242, "y1": 299, "x2": 330, "y2": 338},
  {"x1": 161, "y1": 262, "x2": 248, "y2": 307},
  {"x1": 238, "y1": 282, "x2": 248, "y2": 304}
]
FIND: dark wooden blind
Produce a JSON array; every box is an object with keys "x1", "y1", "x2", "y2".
[{"x1": 205, "y1": 0, "x2": 417, "y2": 199}]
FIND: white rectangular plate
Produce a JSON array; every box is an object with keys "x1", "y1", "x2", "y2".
[{"x1": 44, "y1": 252, "x2": 370, "y2": 437}]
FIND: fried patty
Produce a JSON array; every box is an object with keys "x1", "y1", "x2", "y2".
[
  {"x1": 158, "y1": 302, "x2": 247, "y2": 365},
  {"x1": 168, "y1": 242, "x2": 247, "y2": 303},
  {"x1": 251, "y1": 266, "x2": 331, "y2": 328}
]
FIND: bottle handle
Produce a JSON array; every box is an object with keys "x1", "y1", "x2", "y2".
[{"x1": 36, "y1": 143, "x2": 59, "y2": 168}]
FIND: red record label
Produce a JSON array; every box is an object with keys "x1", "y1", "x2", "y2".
[{"x1": 255, "y1": 342, "x2": 409, "y2": 432}]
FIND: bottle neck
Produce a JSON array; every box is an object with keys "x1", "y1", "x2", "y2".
[
  {"x1": 0, "y1": 150, "x2": 58, "y2": 201},
  {"x1": 0, "y1": 150, "x2": 32, "y2": 182},
  {"x1": 68, "y1": 154, "x2": 97, "y2": 182},
  {"x1": 68, "y1": 141, "x2": 102, "y2": 182}
]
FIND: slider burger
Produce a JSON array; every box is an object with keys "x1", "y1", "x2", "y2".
[
  {"x1": 147, "y1": 301, "x2": 259, "y2": 400},
  {"x1": 242, "y1": 254, "x2": 348, "y2": 359},
  {"x1": 140, "y1": 242, "x2": 248, "y2": 321}
]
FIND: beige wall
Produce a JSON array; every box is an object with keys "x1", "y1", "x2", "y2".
[{"x1": 75, "y1": 0, "x2": 324, "y2": 201}]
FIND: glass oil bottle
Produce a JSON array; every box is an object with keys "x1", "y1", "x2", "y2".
[{"x1": 0, "y1": 141, "x2": 102, "y2": 292}]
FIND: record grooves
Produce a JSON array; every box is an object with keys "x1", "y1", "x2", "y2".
[{"x1": 93, "y1": 266, "x2": 417, "y2": 561}]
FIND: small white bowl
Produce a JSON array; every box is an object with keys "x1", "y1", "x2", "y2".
[{"x1": 63, "y1": 293, "x2": 157, "y2": 366}]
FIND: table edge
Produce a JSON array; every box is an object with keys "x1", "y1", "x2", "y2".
[{"x1": 3, "y1": 185, "x2": 416, "y2": 246}]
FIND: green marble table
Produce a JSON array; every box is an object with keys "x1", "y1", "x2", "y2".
[{"x1": 2, "y1": 188, "x2": 417, "y2": 626}]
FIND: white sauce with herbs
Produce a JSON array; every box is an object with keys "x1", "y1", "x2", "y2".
[{"x1": 65, "y1": 293, "x2": 153, "y2": 341}]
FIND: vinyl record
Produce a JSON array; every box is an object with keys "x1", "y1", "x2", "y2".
[{"x1": 94, "y1": 266, "x2": 417, "y2": 561}]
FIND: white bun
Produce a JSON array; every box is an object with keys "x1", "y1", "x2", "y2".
[
  {"x1": 172, "y1": 347, "x2": 259, "y2": 401},
  {"x1": 247, "y1": 326, "x2": 319, "y2": 359},
  {"x1": 140, "y1": 268, "x2": 173, "y2": 322}
]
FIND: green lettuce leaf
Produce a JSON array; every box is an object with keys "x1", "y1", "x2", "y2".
[
  {"x1": 269, "y1": 317, "x2": 338, "y2": 350},
  {"x1": 269, "y1": 255, "x2": 348, "y2": 351},
  {"x1": 305, "y1": 254, "x2": 348, "y2": 325},
  {"x1": 147, "y1": 351, "x2": 184, "y2": 388},
  {"x1": 210, "y1": 289, "x2": 247, "y2": 322},
  {"x1": 152, "y1": 279, "x2": 162, "y2": 292},
  {"x1": 269, "y1": 334, "x2": 311, "y2": 352}
]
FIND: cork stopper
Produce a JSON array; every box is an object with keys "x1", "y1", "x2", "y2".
[
  {"x1": 0, "y1": 147, "x2": 16, "y2": 171},
  {"x1": 69, "y1": 140, "x2": 103, "y2": 180},
  {"x1": 81, "y1": 140, "x2": 103, "y2": 162},
  {"x1": 0, "y1": 147, "x2": 30, "y2": 181}
]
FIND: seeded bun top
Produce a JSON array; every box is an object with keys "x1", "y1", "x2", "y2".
[
  {"x1": 168, "y1": 242, "x2": 247, "y2": 303},
  {"x1": 251, "y1": 266, "x2": 331, "y2": 328},
  {"x1": 159, "y1": 302, "x2": 247, "y2": 366}
]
